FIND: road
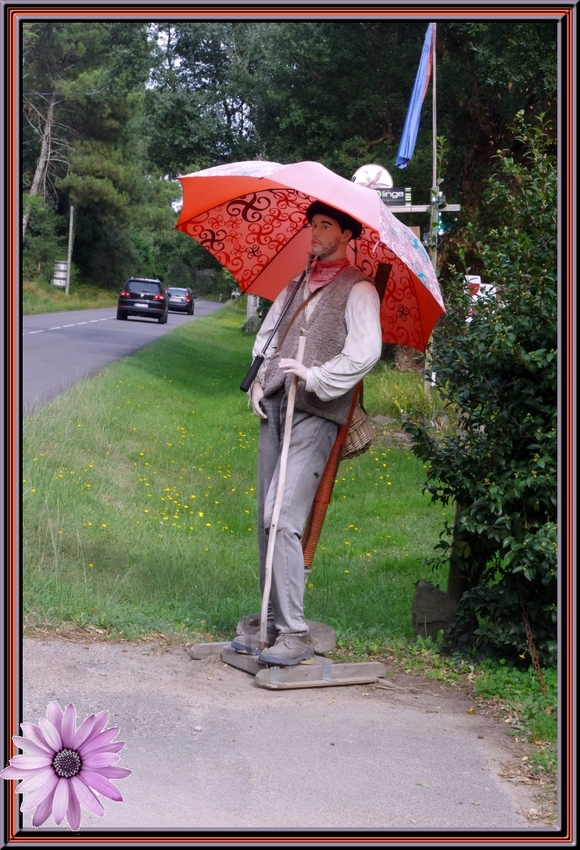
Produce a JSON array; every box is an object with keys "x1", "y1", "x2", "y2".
[
  {"x1": 22, "y1": 301, "x2": 224, "y2": 414},
  {"x1": 19, "y1": 634, "x2": 551, "y2": 834}
]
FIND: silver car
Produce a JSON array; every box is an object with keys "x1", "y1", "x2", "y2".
[{"x1": 167, "y1": 287, "x2": 195, "y2": 315}]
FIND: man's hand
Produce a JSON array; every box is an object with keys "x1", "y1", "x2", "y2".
[
  {"x1": 279, "y1": 358, "x2": 308, "y2": 383},
  {"x1": 251, "y1": 382, "x2": 267, "y2": 419}
]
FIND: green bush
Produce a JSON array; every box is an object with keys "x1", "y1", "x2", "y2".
[
  {"x1": 404, "y1": 113, "x2": 557, "y2": 667},
  {"x1": 22, "y1": 195, "x2": 67, "y2": 282}
]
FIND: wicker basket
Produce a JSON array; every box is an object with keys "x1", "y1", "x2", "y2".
[{"x1": 343, "y1": 404, "x2": 374, "y2": 459}]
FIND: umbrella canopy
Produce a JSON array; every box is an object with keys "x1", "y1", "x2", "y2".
[{"x1": 176, "y1": 160, "x2": 445, "y2": 352}]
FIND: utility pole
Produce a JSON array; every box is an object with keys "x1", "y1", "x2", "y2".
[{"x1": 65, "y1": 206, "x2": 74, "y2": 296}]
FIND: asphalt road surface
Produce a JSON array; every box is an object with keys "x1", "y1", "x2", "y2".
[
  {"x1": 19, "y1": 635, "x2": 553, "y2": 835},
  {"x1": 22, "y1": 301, "x2": 224, "y2": 414}
]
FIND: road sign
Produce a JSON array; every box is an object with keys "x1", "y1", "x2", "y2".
[
  {"x1": 376, "y1": 187, "x2": 412, "y2": 206},
  {"x1": 52, "y1": 262, "x2": 67, "y2": 287}
]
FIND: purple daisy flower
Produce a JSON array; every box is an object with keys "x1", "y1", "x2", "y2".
[{"x1": 1, "y1": 701, "x2": 131, "y2": 830}]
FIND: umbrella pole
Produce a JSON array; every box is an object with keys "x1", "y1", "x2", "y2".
[{"x1": 259, "y1": 331, "x2": 307, "y2": 649}]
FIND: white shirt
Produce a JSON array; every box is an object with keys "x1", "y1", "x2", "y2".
[{"x1": 252, "y1": 276, "x2": 382, "y2": 401}]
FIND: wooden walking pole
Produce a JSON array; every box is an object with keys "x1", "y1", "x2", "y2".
[
  {"x1": 301, "y1": 384, "x2": 361, "y2": 569},
  {"x1": 259, "y1": 331, "x2": 307, "y2": 649}
]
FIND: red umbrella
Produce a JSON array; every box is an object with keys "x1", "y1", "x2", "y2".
[{"x1": 176, "y1": 160, "x2": 445, "y2": 352}]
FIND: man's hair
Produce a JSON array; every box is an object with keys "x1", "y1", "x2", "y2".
[{"x1": 305, "y1": 201, "x2": 363, "y2": 240}]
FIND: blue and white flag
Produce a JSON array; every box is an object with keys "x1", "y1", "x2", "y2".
[{"x1": 396, "y1": 24, "x2": 435, "y2": 169}]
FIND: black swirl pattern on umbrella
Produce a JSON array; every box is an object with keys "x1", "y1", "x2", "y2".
[
  {"x1": 270, "y1": 188, "x2": 311, "y2": 206},
  {"x1": 246, "y1": 245, "x2": 261, "y2": 258},
  {"x1": 359, "y1": 258, "x2": 375, "y2": 279},
  {"x1": 396, "y1": 304, "x2": 411, "y2": 321},
  {"x1": 226, "y1": 194, "x2": 271, "y2": 222},
  {"x1": 199, "y1": 229, "x2": 227, "y2": 251}
]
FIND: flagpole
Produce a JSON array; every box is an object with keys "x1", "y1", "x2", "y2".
[
  {"x1": 429, "y1": 23, "x2": 438, "y2": 271},
  {"x1": 426, "y1": 23, "x2": 437, "y2": 395}
]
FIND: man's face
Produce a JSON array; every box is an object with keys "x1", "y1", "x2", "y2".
[{"x1": 310, "y1": 214, "x2": 352, "y2": 261}]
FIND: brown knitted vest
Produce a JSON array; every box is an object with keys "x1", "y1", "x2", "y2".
[{"x1": 262, "y1": 266, "x2": 373, "y2": 424}]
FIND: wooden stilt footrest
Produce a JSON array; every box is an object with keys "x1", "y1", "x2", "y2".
[{"x1": 255, "y1": 658, "x2": 386, "y2": 690}]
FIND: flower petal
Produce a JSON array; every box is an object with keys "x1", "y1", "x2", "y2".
[
  {"x1": 6, "y1": 754, "x2": 53, "y2": 770},
  {"x1": 83, "y1": 740, "x2": 125, "y2": 757},
  {"x1": 66, "y1": 781, "x2": 81, "y2": 830},
  {"x1": 19, "y1": 772, "x2": 58, "y2": 811},
  {"x1": 95, "y1": 765, "x2": 132, "y2": 780},
  {"x1": 1, "y1": 766, "x2": 28, "y2": 780},
  {"x1": 78, "y1": 726, "x2": 119, "y2": 756},
  {"x1": 20, "y1": 722, "x2": 53, "y2": 753},
  {"x1": 81, "y1": 711, "x2": 109, "y2": 746},
  {"x1": 52, "y1": 777, "x2": 69, "y2": 825},
  {"x1": 14, "y1": 767, "x2": 55, "y2": 795},
  {"x1": 30, "y1": 784, "x2": 56, "y2": 827},
  {"x1": 46, "y1": 702, "x2": 64, "y2": 735},
  {"x1": 71, "y1": 714, "x2": 96, "y2": 750},
  {"x1": 60, "y1": 704, "x2": 77, "y2": 749},
  {"x1": 38, "y1": 718, "x2": 62, "y2": 752},
  {"x1": 80, "y1": 768, "x2": 124, "y2": 802},
  {"x1": 70, "y1": 776, "x2": 104, "y2": 818},
  {"x1": 11, "y1": 735, "x2": 55, "y2": 758},
  {"x1": 1, "y1": 765, "x2": 48, "y2": 781},
  {"x1": 81, "y1": 751, "x2": 120, "y2": 769}
]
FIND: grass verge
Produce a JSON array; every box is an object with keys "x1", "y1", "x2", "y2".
[
  {"x1": 23, "y1": 304, "x2": 451, "y2": 642},
  {"x1": 23, "y1": 278, "x2": 119, "y2": 314},
  {"x1": 22, "y1": 277, "x2": 235, "y2": 316}
]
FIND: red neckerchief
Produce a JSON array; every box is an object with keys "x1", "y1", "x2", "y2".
[{"x1": 307, "y1": 258, "x2": 350, "y2": 292}]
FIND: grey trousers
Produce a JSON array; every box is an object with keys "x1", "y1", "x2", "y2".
[{"x1": 258, "y1": 390, "x2": 338, "y2": 635}]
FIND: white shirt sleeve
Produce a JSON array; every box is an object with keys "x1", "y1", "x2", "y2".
[{"x1": 305, "y1": 280, "x2": 382, "y2": 400}]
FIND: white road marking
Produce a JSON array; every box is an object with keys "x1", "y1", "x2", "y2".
[{"x1": 25, "y1": 314, "x2": 139, "y2": 334}]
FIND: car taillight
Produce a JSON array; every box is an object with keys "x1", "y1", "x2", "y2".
[
  {"x1": 185, "y1": 296, "x2": 191, "y2": 302},
  {"x1": 152, "y1": 294, "x2": 165, "y2": 301},
  {"x1": 120, "y1": 290, "x2": 130, "y2": 297}
]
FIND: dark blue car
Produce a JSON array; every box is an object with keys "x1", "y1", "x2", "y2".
[{"x1": 117, "y1": 278, "x2": 168, "y2": 324}]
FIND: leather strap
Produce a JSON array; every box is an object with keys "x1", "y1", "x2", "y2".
[{"x1": 278, "y1": 285, "x2": 319, "y2": 347}]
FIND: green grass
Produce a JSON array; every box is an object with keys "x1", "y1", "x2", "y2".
[
  {"x1": 365, "y1": 360, "x2": 451, "y2": 424},
  {"x1": 473, "y1": 661, "x2": 557, "y2": 759},
  {"x1": 23, "y1": 302, "x2": 450, "y2": 643},
  {"x1": 23, "y1": 278, "x2": 119, "y2": 315}
]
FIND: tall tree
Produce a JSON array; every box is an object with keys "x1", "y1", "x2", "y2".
[
  {"x1": 436, "y1": 21, "x2": 557, "y2": 210},
  {"x1": 22, "y1": 22, "x2": 106, "y2": 236},
  {"x1": 144, "y1": 22, "x2": 261, "y2": 177},
  {"x1": 22, "y1": 21, "x2": 156, "y2": 285}
]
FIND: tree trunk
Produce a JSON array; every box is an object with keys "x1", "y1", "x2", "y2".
[
  {"x1": 393, "y1": 345, "x2": 424, "y2": 372},
  {"x1": 22, "y1": 93, "x2": 57, "y2": 239},
  {"x1": 446, "y1": 501, "x2": 470, "y2": 601}
]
